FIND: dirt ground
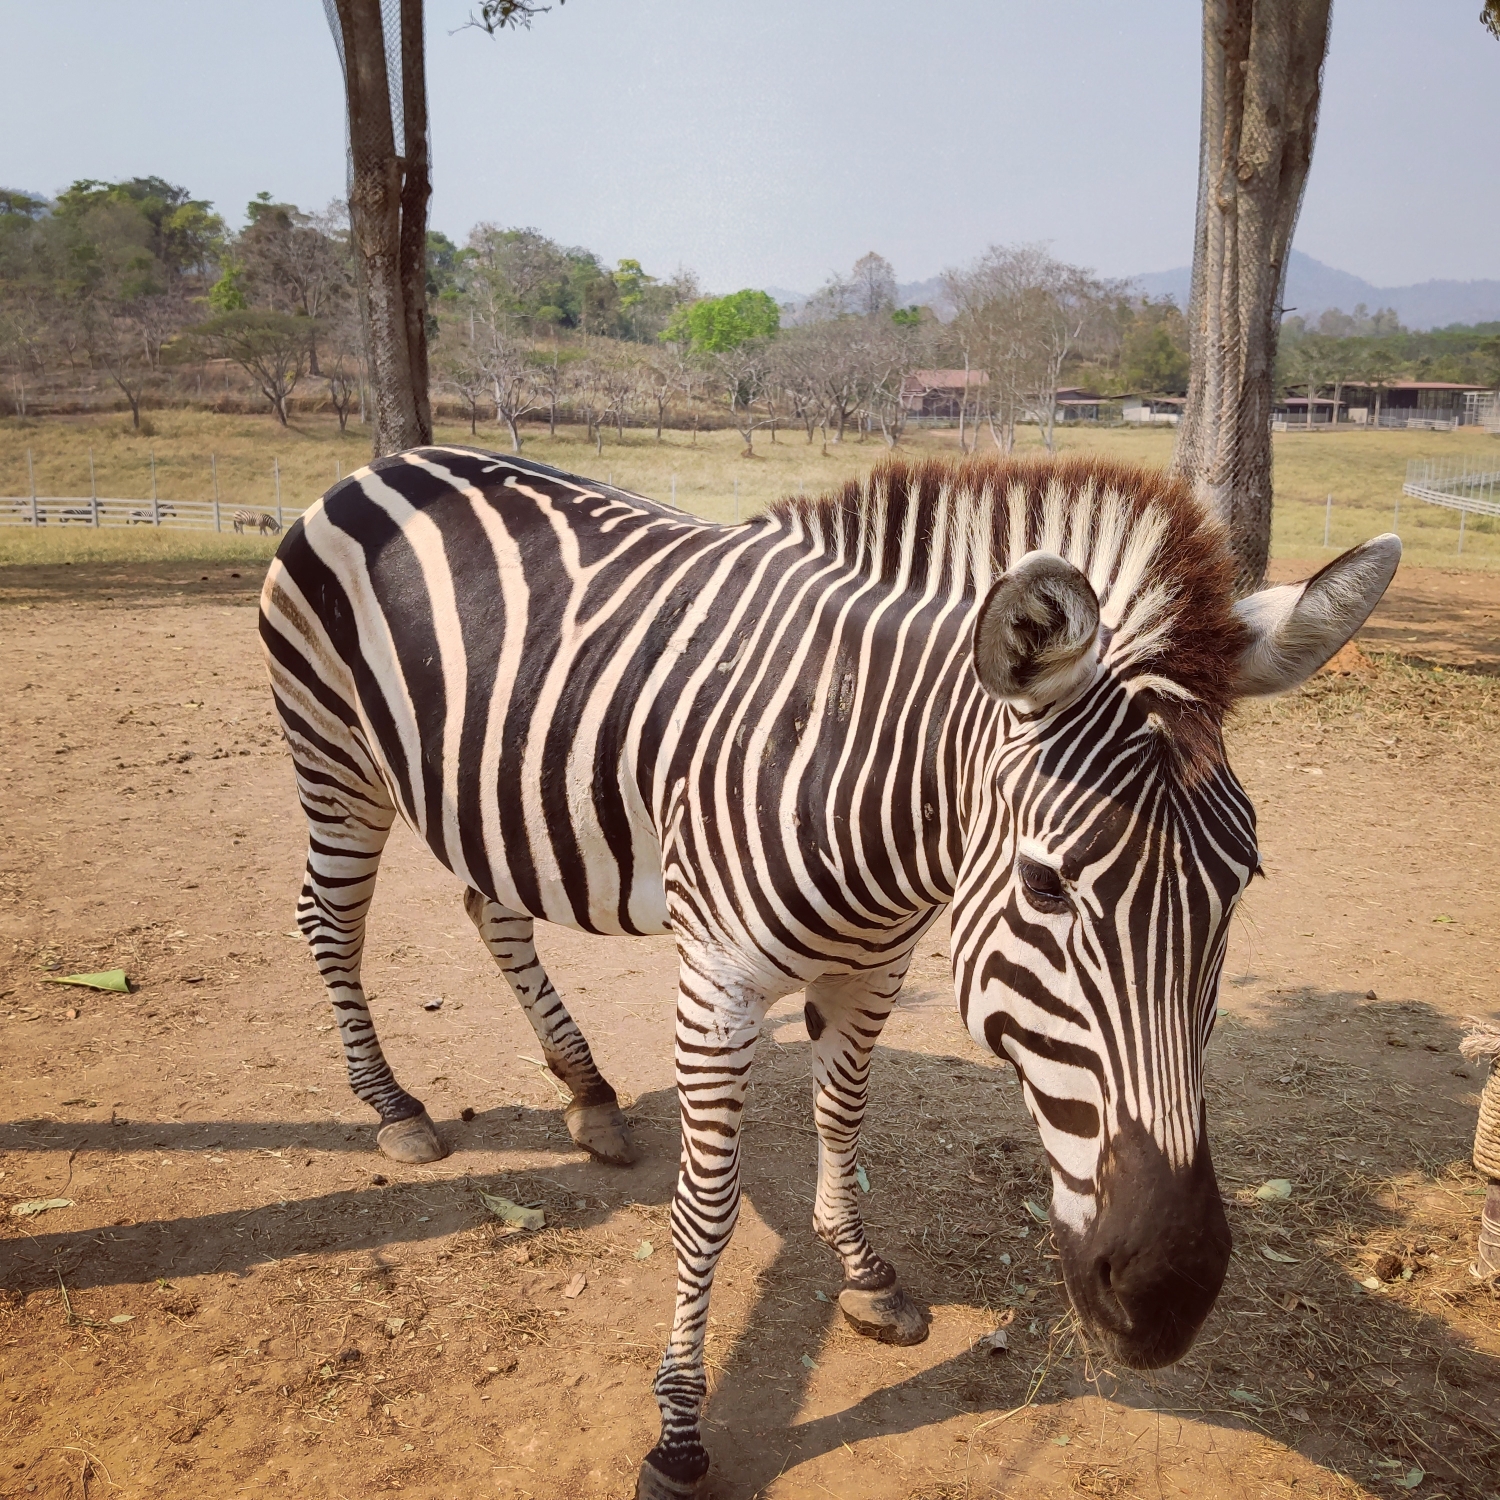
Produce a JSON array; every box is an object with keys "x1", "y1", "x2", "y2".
[{"x1": 2, "y1": 557, "x2": 1499, "y2": 1500}]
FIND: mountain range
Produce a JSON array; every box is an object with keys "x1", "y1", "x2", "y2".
[
  {"x1": 1131, "y1": 250, "x2": 1500, "y2": 330},
  {"x1": 769, "y1": 252, "x2": 1500, "y2": 331}
]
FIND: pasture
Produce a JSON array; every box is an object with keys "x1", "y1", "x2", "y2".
[
  {"x1": 2, "y1": 410, "x2": 1499, "y2": 569},
  {"x1": 1, "y1": 452, "x2": 1499, "y2": 1498}
]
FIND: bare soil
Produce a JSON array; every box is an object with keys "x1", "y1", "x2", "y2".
[{"x1": 3, "y1": 559, "x2": 1499, "y2": 1500}]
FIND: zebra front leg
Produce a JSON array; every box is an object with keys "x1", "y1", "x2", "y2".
[
  {"x1": 806, "y1": 970, "x2": 930, "y2": 1345},
  {"x1": 636, "y1": 960, "x2": 769, "y2": 1500},
  {"x1": 296, "y1": 779, "x2": 445, "y2": 1165},
  {"x1": 463, "y1": 889, "x2": 638, "y2": 1166}
]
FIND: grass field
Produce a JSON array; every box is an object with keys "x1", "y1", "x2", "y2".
[{"x1": 2, "y1": 409, "x2": 1497, "y2": 569}]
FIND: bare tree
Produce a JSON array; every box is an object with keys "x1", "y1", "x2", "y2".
[
  {"x1": 943, "y1": 245, "x2": 1113, "y2": 455},
  {"x1": 480, "y1": 327, "x2": 541, "y2": 451},
  {"x1": 849, "y1": 252, "x2": 898, "y2": 318},
  {"x1": 1170, "y1": 0, "x2": 1334, "y2": 589},
  {"x1": 711, "y1": 340, "x2": 775, "y2": 456}
]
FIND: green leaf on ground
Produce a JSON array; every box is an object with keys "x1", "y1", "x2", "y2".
[
  {"x1": 9, "y1": 1198, "x2": 74, "y2": 1218},
  {"x1": 1024, "y1": 1199, "x2": 1049, "y2": 1223},
  {"x1": 476, "y1": 1190, "x2": 544, "y2": 1232},
  {"x1": 42, "y1": 969, "x2": 129, "y2": 992},
  {"x1": 110, "y1": 1314, "x2": 134, "y2": 1324},
  {"x1": 855, "y1": 1165, "x2": 870, "y2": 1194},
  {"x1": 1254, "y1": 1178, "x2": 1293, "y2": 1201},
  {"x1": 634, "y1": 1240, "x2": 654, "y2": 1260},
  {"x1": 1392, "y1": 1468, "x2": 1425, "y2": 1489},
  {"x1": 801, "y1": 1354, "x2": 817, "y2": 1370},
  {"x1": 1260, "y1": 1245, "x2": 1299, "y2": 1263},
  {"x1": 1229, "y1": 1389, "x2": 1264, "y2": 1407}
]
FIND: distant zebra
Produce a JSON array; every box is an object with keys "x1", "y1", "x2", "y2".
[
  {"x1": 127, "y1": 504, "x2": 176, "y2": 525},
  {"x1": 259, "y1": 448, "x2": 1397, "y2": 1499},
  {"x1": 58, "y1": 507, "x2": 94, "y2": 524},
  {"x1": 233, "y1": 510, "x2": 281, "y2": 535}
]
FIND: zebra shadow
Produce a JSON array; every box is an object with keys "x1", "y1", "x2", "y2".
[
  {"x1": 678, "y1": 992, "x2": 1500, "y2": 1498},
  {"x1": 1, "y1": 992, "x2": 1496, "y2": 1497}
]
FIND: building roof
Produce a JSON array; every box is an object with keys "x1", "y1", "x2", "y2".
[
  {"x1": 903, "y1": 369, "x2": 990, "y2": 392},
  {"x1": 1342, "y1": 380, "x2": 1488, "y2": 392}
]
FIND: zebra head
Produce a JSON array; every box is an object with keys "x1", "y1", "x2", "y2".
[{"x1": 951, "y1": 535, "x2": 1400, "y2": 1369}]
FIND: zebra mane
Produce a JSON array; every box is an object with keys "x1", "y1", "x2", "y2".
[{"x1": 766, "y1": 455, "x2": 1249, "y2": 772}]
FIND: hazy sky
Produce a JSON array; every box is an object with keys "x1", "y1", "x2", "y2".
[{"x1": 3, "y1": 0, "x2": 1496, "y2": 294}]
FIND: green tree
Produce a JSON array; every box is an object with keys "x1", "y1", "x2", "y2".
[
  {"x1": 187, "y1": 310, "x2": 312, "y2": 425},
  {"x1": 663, "y1": 289, "x2": 780, "y2": 353}
]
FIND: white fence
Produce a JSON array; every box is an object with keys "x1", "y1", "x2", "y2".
[
  {"x1": 0, "y1": 494, "x2": 313, "y2": 531},
  {"x1": 1403, "y1": 458, "x2": 1500, "y2": 554}
]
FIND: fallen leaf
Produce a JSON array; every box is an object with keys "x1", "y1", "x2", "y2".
[
  {"x1": 1229, "y1": 1388, "x2": 1264, "y2": 1407},
  {"x1": 814, "y1": 1290, "x2": 830, "y2": 1302},
  {"x1": 109, "y1": 1314, "x2": 134, "y2": 1324},
  {"x1": 1024, "y1": 1199, "x2": 1049, "y2": 1223},
  {"x1": 384, "y1": 1317, "x2": 406, "y2": 1337},
  {"x1": 9, "y1": 1198, "x2": 75, "y2": 1218},
  {"x1": 634, "y1": 1240, "x2": 654, "y2": 1261},
  {"x1": 1052, "y1": 1434, "x2": 1071, "y2": 1447},
  {"x1": 801, "y1": 1354, "x2": 817, "y2": 1371},
  {"x1": 476, "y1": 1190, "x2": 545, "y2": 1232},
  {"x1": 855, "y1": 1165, "x2": 871, "y2": 1194},
  {"x1": 1255, "y1": 1178, "x2": 1293, "y2": 1201},
  {"x1": 42, "y1": 969, "x2": 129, "y2": 992},
  {"x1": 1361, "y1": 1276, "x2": 1382, "y2": 1290},
  {"x1": 1287, "y1": 1406, "x2": 1310, "y2": 1423},
  {"x1": 562, "y1": 1272, "x2": 586, "y2": 1299},
  {"x1": 1260, "y1": 1245, "x2": 1299, "y2": 1263},
  {"x1": 977, "y1": 1328, "x2": 1009, "y2": 1354},
  {"x1": 1392, "y1": 1468, "x2": 1424, "y2": 1489}
]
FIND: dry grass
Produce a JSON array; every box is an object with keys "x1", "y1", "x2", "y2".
[{"x1": 2, "y1": 408, "x2": 1497, "y2": 568}]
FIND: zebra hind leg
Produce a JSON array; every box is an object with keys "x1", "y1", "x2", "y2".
[
  {"x1": 295, "y1": 769, "x2": 445, "y2": 1164},
  {"x1": 806, "y1": 970, "x2": 930, "y2": 1345},
  {"x1": 463, "y1": 889, "x2": 638, "y2": 1166}
]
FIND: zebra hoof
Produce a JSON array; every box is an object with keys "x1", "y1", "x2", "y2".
[
  {"x1": 376, "y1": 1110, "x2": 447, "y2": 1164},
  {"x1": 634, "y1": 1457, "x2": 708, "y2": 1500},
  {"x1": 839, "y1": 1282, "x2": 931, "y2": 1345},
  {"x1": 565, "y1": 1100, "x2": 639, "y2": 1166}
]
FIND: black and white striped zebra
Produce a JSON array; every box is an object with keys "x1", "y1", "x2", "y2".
[
  {"x1": 233, "y1": 509, "x2": 281, "y2": 534},
  {"x1": 258, "y1": 447, "x2": 1397, "y2": 1499}
]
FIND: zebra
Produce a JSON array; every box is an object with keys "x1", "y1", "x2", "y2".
[
  {"x1": 233, "y1": 509, "x2": 282, "y2": 535},
  {"x1": 127, "y1": 504, "x2": 177, "y2": 525},
  {"x1": 258, "y1": 447, "x2": 1397, "y2": 1499}
]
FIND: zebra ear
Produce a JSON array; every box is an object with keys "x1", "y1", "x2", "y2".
[
  {"x1": 973, "y1": 551, "x2": 1101, "y2": 710},
  {"x1": 1232, "y1": 534, "x2": 1401, "y2": 698}
]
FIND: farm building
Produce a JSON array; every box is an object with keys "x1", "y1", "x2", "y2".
[
  {"x1": 1121, "y1": 394, "x2": 1185, "y2": 425},
  {"x1": 1273, "y1": 380, "x2": 1491, "y2": 430},
  {"x1": 901, "y1": 368, "x2": 988, "y2": 418},
  {"x1": 1341, "y1": 379, "x2": 1490, "y2": 428},
  {"x1": 1053, "y1": 387, "x2": 1111, "y2": 422}
]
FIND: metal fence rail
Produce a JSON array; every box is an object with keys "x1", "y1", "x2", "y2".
[
  {"x1": 1403, "y1": 458, "x2": 1500, "y2": 553},
  {"x1": 0, "y1": 495, "x2": 313, "y2": 530}
]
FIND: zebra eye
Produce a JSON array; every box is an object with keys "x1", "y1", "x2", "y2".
[{"x1": 1017, "y1": 857, "x2": 1069, "y2": 914}]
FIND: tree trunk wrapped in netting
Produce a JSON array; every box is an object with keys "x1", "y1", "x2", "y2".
[{"x1": 323, "y1": 0, "x2": 431, "y2": 456}]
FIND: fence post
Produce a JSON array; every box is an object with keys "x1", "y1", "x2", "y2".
[
  {"x1": 1322, "y1": 493, "x2": 1332, "y2": 548},
  {"x1": 1459, "y1": 505, "x2": 1467, "y2": 556},
  {"x1": 211, "y1": 453, "x2": 220, "y2": 531},
  {"x1": 89, "y1": 448, "x2": 98, "y2": 527},
  {"x1": 274, "y1": 457, "x2": 282, "y2": 530},
  {"x1": 27, "y1": 447, "x2": 37, "y2": 527},
  {"x1": 151, "y1": 450, "x2": 159, "y2": 525}
]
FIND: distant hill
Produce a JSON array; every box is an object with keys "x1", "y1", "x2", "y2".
[{"x1": 1131, "y1": 249, "x2": 1500, "y2": 330}]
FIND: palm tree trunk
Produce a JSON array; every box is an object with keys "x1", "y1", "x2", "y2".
[{"x1": 1170, "y1": 0, "x2": 1333, "y2": 590}]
